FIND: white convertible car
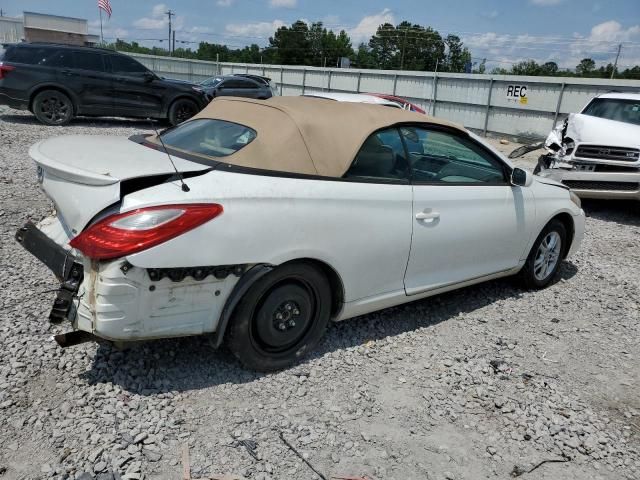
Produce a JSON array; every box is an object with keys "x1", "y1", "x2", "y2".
[{"x1": 17, "y1": 96, "x2": 585, "y2": 371}]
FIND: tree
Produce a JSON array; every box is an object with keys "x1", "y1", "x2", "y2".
[
  {"x1": 368, "y1": 22, "x2": 397, "y2": 70},
  {"x1": 511, "y1": 60, "x2": 541, "y2": 76},
  {"x1": 269, "y1": 20, "x2": 312, "y2": 65},
  {"x1": 540, "y1": 61, "x2": 558, "y2": 76},
  {"x1": 354, "y1": 43, "x2": 376, "y2": 69},
  {"x1": 443, "y1": 34, "x2": 471, "y2": 73},
  {"x1": 576, "y1": 58, "x2": 596, "y2": 76}
]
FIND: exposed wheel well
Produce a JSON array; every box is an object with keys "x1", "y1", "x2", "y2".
[
  {"x1": 29, "y1": 86, "x2": 76, "y2": 113},
  {"x1": 550, "y1": 212, "x2": 575, "y2": 259},
  {"x1": 281, "y1": 258, "x2": 345, "y2": 319}
]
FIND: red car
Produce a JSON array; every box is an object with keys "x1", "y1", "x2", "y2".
[{"x1": 369, "y1": 93, "x2": 426, "y2": 114}]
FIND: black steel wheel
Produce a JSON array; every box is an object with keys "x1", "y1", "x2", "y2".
[
  {"x1": 168, "y1": 98, "x2": 198, "y2": 126},
  {"x1": 32, "y1": 90, "x2": 74, "y2": 126},
  {"x1": 226, "y1": 262, "x2": 332, "y2": 371}
]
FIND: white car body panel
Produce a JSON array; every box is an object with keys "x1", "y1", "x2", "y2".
[
  {"x1": 125, "y1": 171, "x2": 414, "y2": 303},
  {"x1": 31, "y1": 135, "x2": 211, "y2": 233},
  {"x1": 406, "y1": 185, "x2": 534, "y2": 294},
  {"x1": 28, "y1": 128, "x2": 585, "y2": 342},
  {"x1": 302, "y1": 92, "x2": 402, "y2": 108}
]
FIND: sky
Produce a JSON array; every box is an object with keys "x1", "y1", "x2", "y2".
[{"x1": 3, "y1": 0, "x2": 640, "y2": 70}]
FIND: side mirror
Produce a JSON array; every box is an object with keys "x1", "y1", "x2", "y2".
[
  {"x1": 143, "y1": 71, "x2": 155, "y2": 82},
  {"x1": 511, "y1": 167, "x2": 533, "y2": 187}
]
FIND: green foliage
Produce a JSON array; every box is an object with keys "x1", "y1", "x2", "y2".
[{"x1": 112, "y1": 24, "x2": 638, "y2": 79}]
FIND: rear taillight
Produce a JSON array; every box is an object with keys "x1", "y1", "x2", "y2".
[
  {"x1": 69, "y1": 203, "x2": 223, "y2": 260},
  {"x1": 0, "y1": 63, "x2": 15, "y2": 80}
]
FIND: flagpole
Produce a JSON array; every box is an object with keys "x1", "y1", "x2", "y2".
[{"x1": 99, "y1": 7, "x2": 104, "y2": 45}]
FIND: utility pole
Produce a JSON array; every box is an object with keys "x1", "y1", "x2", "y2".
[
  {"x1": 166, "y1": 9, "x2": 175, "y2": 55},
  {"x1": 611, "y1": 43, "x2": 622, "y2": 79},
  {"x1": 172, "y1": 30, "x2": 176, "y2": 54},
  {"x1": 400, "y1": 26, "x2": 409, "y2": 70}
]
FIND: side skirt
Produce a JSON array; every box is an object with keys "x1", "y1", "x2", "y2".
[{"x1": 337, "y1": 265, "x2": 523, "y2": 321}]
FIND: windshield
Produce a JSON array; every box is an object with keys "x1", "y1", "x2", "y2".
[
  {"x1": 200, "y1": 77, "x2": 223, "y2": 87},
  {"x1": 155, "y1": 119, "x2": 257, "y2": 159},
  {"x1": 582, "y1": 98, "x2": 640, "y2": 126}
]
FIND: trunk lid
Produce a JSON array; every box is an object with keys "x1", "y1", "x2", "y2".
[{"x1": 30, "y1": 135, "x2": 210, "y2": 235}]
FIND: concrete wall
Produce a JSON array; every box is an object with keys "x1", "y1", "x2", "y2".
[
  {"x1": 0, "y1": 17, "x2": 24, "y2": 43},
  {"x1": 23, "y1": 28, "x2": 86, "y2": 46},
  {"x1": 125, "y1": 52, "x2": 640, "y2": 140}
]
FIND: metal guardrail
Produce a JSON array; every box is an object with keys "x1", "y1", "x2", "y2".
[{"x1": 125, "y1": 51, "x2": 640, "y2": 140}]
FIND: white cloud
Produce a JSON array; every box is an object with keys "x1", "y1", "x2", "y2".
[
  {"x1": 133, "y1": 3, "x2": 184, "y2": 30},
  {"x1": 225, "y1": 19, "x2": 286, "y2": 38},
  {"x1": 529, "y1": 0, "x2": 563, "y2": 5},
  {"x1": 216, "y1": 0, "x2": 234, "y2": 6},
  {"x1": 88, "y1": 19, "x2": 129, "y2": 39},
  {"x1": 349, "y1": 8, "x2": 395, "y2": 44},
  {"x1": 463, "y1": 20, "x2": 640, "y2": 71},
  {"x1": 587, "y1": 20, "x2": 640, "y2": 42},
  {"x1": 485, "y1": 10, "x2": 499, "y2": 19},
  {"x1": 269, "y1": 0, "x2": 297, "y2": 8}
]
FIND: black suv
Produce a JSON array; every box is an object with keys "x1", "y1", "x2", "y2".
[
  {"x1": 0, "y1": 43, "x2": 209, "y2": 125},
  {"x1": 199, "y1": 74, "x2": 277, "y2": 100}
]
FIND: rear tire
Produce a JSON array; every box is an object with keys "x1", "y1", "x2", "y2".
[
  {"x1": 226, "y1": 262, "x2": 332, "y2": 372},
  {"x1": 168, "y1": 98, "x2": 198, "y2": 126},
  {"x1": 32, "y1": 90, "x2": 74, "y2": 126},
  {"x1": 518, "y1": 219, "x2": 567, "y2": 289}
]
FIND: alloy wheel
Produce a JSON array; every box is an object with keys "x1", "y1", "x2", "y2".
[
  {"x1": 40, "y1": 96, "x2": 70, "y2": 124},
  {"x1": 533, "y1": 231, "x2": 562, "y2": 281}
]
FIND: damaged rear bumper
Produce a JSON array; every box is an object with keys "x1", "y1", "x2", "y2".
[
  {"x1": 15, "y1": 221, "x2": 83, "y2": 323},
  {"x1": 15, "y1": 215, "x2": 245, "y2": 346}
]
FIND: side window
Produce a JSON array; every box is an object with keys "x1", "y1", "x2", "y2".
[
  {"x1": 224, "y1": 79, "x2": 257, "y2": 89},
  {"x1": 110, "y1": 55, "x2": 148, "y2": 75},
  {"x1": 400, "y1": 127, "x2": 506, "y2": 184},
  {"x1": 344, "y1": 129, "x2": 410, "y2": 182},
  {"x1": 72, "y1": 52, "x2": 106, "y2": 72},
  {"x1": 40, "y1": 51, "x2": 74, "y2": 68}
]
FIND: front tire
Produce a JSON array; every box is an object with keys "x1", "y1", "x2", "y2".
[
  {"x1": 32, "y1": 90, "x2": 74, "y2": 125},
  {"x1": 519, "y1": 219, "x2": 567, "y2": 289},
  {"x1": 168, "y1": 98, "x2": 198, "y2": 126},
  {"x1": 226, "y1": 262, "x2": 332, "y2": 372}
]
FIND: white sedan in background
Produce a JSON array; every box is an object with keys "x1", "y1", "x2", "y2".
[{"x1": 17, "y1": 96, "x2": 584, "y2": 371}]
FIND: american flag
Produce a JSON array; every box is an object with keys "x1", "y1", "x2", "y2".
[{"x1": 97, "y1": 0, "x2": 112, "y2": 18}]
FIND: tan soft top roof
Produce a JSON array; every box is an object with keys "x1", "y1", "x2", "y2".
[{"x1": 191, "y1": 96, "x2": 466, "y2": 177}]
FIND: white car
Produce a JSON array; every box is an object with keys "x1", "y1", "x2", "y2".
[
  {"x1": 17, "y1": 96, "x2": 585, "y2": 371},
  {"x1": 535, "y1": 92, "x2": 640, "y2": 200},
  {"x1": 302, "y1": 91, "x2": 403, "y2": 108}
]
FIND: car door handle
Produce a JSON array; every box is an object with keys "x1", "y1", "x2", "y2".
[
  {"x1": 416, "y1": 211, "x2": 440, "y2": 221},
  {"x1": 61, "y1": 69, "x2": 73, "y2": 76}
]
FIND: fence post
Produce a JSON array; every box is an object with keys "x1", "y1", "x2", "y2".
[
  {"x1": 431, "y1": 74, "x2": 438, "y2": 116},
  {"x1": 188, "y1": 60, "x2": 193, "y2": 82},
  {"x1": 280, "y1": 66, "x2": 284, "y2": 95},
  {"x1": 327, "y1": 70, "x2": 332, "y2": 91},
  {"x1": 483, "y1": 78, "x2": 494, "y2": 136},
  {"x1": 245, "y1": 64, "x2": 249, "y2": 73},
  {"x1": 356, "y1": 71, "x2": 362, "y2": 93},
  {"x1": 392, "y1": 74, "x2": 398, "y2": 95},
  {"x1": 553, "y1": 82, "x2": 566, "y2": 127},
  {"x1": 302, "y1": 68, "x2": 306, "y2": 94}
]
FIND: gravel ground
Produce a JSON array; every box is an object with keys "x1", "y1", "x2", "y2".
[{"x1": 0, "y1": 107, "x2": 638, "y2": 480}]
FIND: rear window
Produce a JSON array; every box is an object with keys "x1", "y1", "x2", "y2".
[
  {"x1": 582, "y1": 98, "x2": 640, "y2": 126},
  {"x1": 155, "y1": 119, "x2": 257, "y2": 159},
  {"x1": 2, "y1": 46, "x2": 56, "y2": 64}
]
